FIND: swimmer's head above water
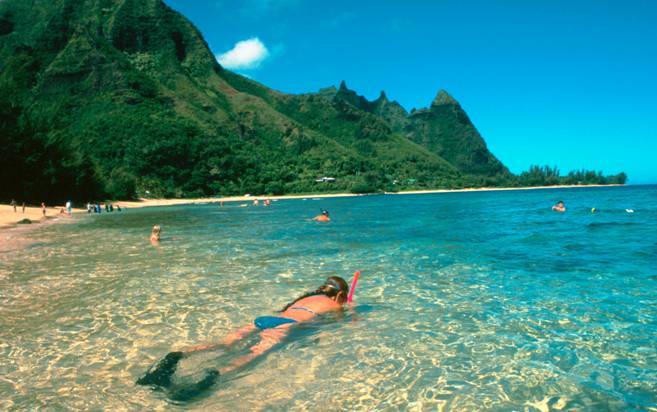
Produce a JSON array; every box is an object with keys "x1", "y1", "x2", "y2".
[
  {"x1": 151, "y1": 225, "x2": 161, "y2": 241},
  {"x1": 281, "y1": 276, "x2": 349, "y2": 312},
  {"x1": 552, "y1": 201, "x2": 566, "y2": 212},
  {"x1": 312, "y1": 210, "x2": 331, "y2": 221}
]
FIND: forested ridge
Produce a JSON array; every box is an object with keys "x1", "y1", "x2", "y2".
[{"x1": 0, "y1": 0, "x2": 626, "y2": 203}]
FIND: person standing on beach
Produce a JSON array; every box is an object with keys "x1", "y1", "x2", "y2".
[
  {"x1": 66, "y1": 200, "x2": 72, "y2": 215},
  {"x1": 10, "y1": 199, "x2": 17, "y2": 212},
  {"x1": 22, "y1": 202, "x2": 25, "y2": 213},
  {"x1": 41, "y1": 202, "x2": 46, "y2": 216}
]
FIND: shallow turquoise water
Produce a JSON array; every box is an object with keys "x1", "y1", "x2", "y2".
[{"x1": 1, "y1": 186, "x2": 656, "y2": 410}]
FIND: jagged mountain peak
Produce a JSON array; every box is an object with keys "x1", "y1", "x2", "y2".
[
  {"x1": 431, "y1": 89, "x2": 459, "y2": 107},
  {"x1": 317, "y1": 85, "x2": 338, "y2": 98},
  {"x1": 0, "y1": 0, "x2": 512, "y2": 202}
]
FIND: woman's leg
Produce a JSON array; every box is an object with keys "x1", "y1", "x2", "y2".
[
  {"x1": 181, "y1": 323, "x2": 257, "y2": 353},
  {"x1": 138, "y1": 324, "x2": 257, "y2": 388},
  {"x1": 220, "y1": 326, "x2": 289, "y2": 374}
]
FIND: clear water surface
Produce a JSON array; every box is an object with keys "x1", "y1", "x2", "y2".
[{"x1": 1, "y1": 186, "x2": 656, "y2": 411}]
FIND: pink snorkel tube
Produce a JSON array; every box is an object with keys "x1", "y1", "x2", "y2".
[{"x1": 347, "y1": 271, "x2": 360, "y2": 304}]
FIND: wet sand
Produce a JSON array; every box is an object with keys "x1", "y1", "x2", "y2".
[
  {"x1": 0, "y1": 204, "x2": 83, "y2": 229},
  {"x1": 0, "y1": 205, "x2": 82, "y2": 253}
]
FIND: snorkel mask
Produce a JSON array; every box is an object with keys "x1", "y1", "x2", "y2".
[{"x1": 324, "y1": 278, "x2": 341, "y2": 292}]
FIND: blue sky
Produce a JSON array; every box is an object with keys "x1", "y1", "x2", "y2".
[{"x1": 164, "y1": 0, "x2": 657, "y2": 184}]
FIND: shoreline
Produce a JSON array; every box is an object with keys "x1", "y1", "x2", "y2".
[
  {"x1": 0, "y1": 205, "x2": 87, "y2": 230},
  {"x1": 109, "y1": 183, "x2": 626, "y2": 210},
  {"x1": 384, "y1": 183, "x2": 624, "y2": 196},
  {"x1": 0, "y1": 207, "x2": 84, "y2": 253},
  {"x1": 0, "y1": 184, "x2": 625, "y2": 233}
]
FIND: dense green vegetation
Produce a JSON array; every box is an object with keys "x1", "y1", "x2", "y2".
[
  {"x1": 0, "y1": 0, "x2": 626, "y2": 203},
  {"x1": 517, "y1": 165, "x2": 627, "y2": 186}
]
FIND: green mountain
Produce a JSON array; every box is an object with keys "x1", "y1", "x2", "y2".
[
  {"x1": 0, "y1": 0, "x2": 623, "y2": 203},
  {"x1": 405, "y1": 90, "x2": 508, "y2": 177}
]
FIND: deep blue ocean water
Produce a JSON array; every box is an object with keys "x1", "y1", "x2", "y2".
[{"x1": 1, "y1": 185, "x2": 656, "y2": 410}]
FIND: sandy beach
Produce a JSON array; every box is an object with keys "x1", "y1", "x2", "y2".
[
  {"x1": 110, "y1": 183, "x2": 624, "y2": 211},
  {"x1": 0, "y1": 184, "x2": 622, "y2": 231},
  {"x1": 0, "y1": 204, "x2": 86, "y2": 229},
  {"x1": 0, "y1": 204, "x2": 86, "y2": 253},
  {"x1": 384, "y1": 183, "x2": 622, "y2": 195}
]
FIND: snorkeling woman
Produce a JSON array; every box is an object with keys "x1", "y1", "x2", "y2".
[
  {"x1": 213, "y1": 275, "x2": 349, "y2": 369},
  {"x1": 137, "y1": 276, "x2": 350, "y2": 400}
]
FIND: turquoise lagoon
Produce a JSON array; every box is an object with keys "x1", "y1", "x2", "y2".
[{"x1": 1, "y1": 185, "x2": 656, "y2": 410}]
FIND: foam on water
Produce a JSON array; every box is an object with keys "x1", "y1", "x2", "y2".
[{"x1": 1, "y1": 186, "x2": 656, "y2": 410}]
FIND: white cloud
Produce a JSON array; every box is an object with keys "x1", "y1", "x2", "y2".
[{"x1": 216, "y1": 37, "x2": 270, "y2": 70}]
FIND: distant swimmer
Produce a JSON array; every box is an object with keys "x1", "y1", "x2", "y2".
[
  {"x1": 626, "y1": 209, "x2": 635, "y2": 213},
  {"x1": 137, "y1": 276, "x2": 350, "y2": 401},
  {"x1": 150, "y1": 225, "x2": 161, "y2": 243},
  {"x1": 313, "y1": 209, "x2": 331, "y2": 222},
  {"x1": 253, "y1": 198, "x2": 259, "y2": 206},
  {"x1": 552, "y1": 201, "x2": 566, "y2": 212}
]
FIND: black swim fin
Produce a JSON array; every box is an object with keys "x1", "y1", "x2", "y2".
[
  {"x1": 137, "y1": 351, "x2": 185, "y2": 388},
  {"x1": 167, "y1": 368, "x2": 220, "y2": 402}
]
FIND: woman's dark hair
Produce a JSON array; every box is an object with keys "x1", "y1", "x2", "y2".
[{"x1": 280, "y1": 276, "x2": 349, "y2": 312}]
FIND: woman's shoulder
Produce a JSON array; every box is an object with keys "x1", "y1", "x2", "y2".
[
  {"x1": 295, "y1": 294, "x2": 340, "y2": 309},
  {"x1": 300, "y1": 294, "x2": 333, "y2": 302}
]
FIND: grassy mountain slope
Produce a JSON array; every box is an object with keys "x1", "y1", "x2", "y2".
[{"x1": 0, "y1": 0, "x2": 518, "y2": 202}]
